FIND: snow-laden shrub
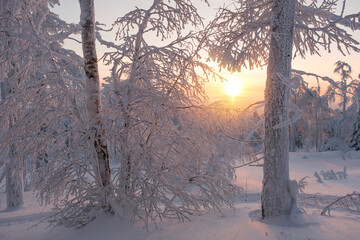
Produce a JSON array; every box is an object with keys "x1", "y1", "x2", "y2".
[{"x1": 314, "y1": 167, "x2": 348, "y2": 183}]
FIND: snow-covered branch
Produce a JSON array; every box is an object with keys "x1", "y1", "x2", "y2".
[
  {"x1": 321, "y1": 191, "x2": 360, "y2": 216},
  {"x1": 206, "y1": 0, "x2": 360, "y2": 71}
]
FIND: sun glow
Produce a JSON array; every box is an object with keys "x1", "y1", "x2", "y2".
[{"x1": 224, "y1": 78, "x2": 242, "y2": 98}]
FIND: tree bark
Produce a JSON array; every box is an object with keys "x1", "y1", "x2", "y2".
[
  {"x1": 79, "y1": 0, "x2": 112, "y2": 193},
  {"x1": 261, "y1": 0, "x2": 296, "y2": 218},
  {"x1": 2, "y1": 77, "x2": 24, "y2": 209},
  {"x1": 6, "y1": 154, "x2": 24, "y2": 208},
  {"x1": 1, "y1": 0, "x2": 25, "y2": 208}
]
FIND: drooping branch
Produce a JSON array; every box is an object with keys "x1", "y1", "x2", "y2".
[{"x1": 321, "y1": 191, "x2": 360, "y2": 216}]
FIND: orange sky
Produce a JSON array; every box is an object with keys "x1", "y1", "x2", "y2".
[
  {"x1": 55, "y1": 0, "x2": 360, "y2": 111},
  {"x1": 204, "y1": 47, "x2": 360, "y2": 110}
]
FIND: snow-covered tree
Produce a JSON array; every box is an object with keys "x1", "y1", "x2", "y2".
[
  {"x1": 349, "y1": 73, "x2": 360, "y2": 150},
  {"x1": 6, "y1": 0, "x2": 244, "y2": 227},
  {"x1": 206, "y1": 0, "x2": 360, "y2": 218},
  {"x1": 78, "y1": 0, "x2": 112, "y2": 208},
  {"x1": 301, "y1": 61, "x2": 360, "y2": 150},
  {"x1": 292, "y1": 67, "x2": 360, "y2": 151},
  {"x1": 261, "y1": 0, "x2": 297, "y2": 219},
  {"x1": 325, "y1": 61, "x2": 357, "y2": 150},
  {"x1": 98, "y1": 0, "x2": 241, "y2": 226},
  {"x1": 0, "y1": 0, "x2": 28, "y2": 208},
  {"x1": 289, "y1": 76, "x2": 332, "y2": 152},
  {"x1": 326, "y1": 61, "x2": 353, "y2": 115},
  {"x1": 0, "y1": 0, "x2": 87, "y2": 213},
  {"x1": 0, "y1": 0, "x2": 56, "y2": 208}
]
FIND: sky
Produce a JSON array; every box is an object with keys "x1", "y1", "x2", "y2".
[{"x1": 54, "y1": 0, "x2": 360, "y2": 110}]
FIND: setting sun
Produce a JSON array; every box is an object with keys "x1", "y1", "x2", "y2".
[{"x1": 224, "y1": 78, "x2": 242, "y2": 97}]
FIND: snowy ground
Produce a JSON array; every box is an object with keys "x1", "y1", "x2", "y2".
[{"x1": 1, "y1": 151, "x2": 360, "y2": 240}]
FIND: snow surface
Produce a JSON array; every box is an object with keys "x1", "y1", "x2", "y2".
[{"x1": 1, "y1": 151, "x2": 360, "y2": 240}]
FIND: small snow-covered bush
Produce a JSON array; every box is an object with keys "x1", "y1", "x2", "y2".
[{"x1": 314, "y1": 167, "x2": 348, "y2": 182}]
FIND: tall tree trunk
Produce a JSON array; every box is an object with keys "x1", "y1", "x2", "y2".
[
  {"x1": 0, "y1": 82, "x2": 4, "y2": 101},
  {"x1": 2, "y1": 79, "x2": 24, "y2": 208},
  {"x1": 3, "y1": 4, "x2": 24, "y2": 207},
  {"x1": 315, "y1": 102, "x2": 321, "y2": 152},
  {"x1": 1, "y1": 19, "x2": 25, "y2": 207},
  {"x1": 261, "y1": 0, "x2": 296, "y2": 218},
  {"x1": 79, "y1": 0, "x2": 112, "y2": 195},
  {"x1": 6, "y1": 152, "x2": 24, "y2": 208},
  {"x1": 342, "y1": 80, "x2": 347, "y2": 116}
]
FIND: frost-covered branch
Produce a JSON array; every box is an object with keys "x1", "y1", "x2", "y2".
[
  {"x1": 321, "y1": 191, "x2": 360, "y2": 216},
  {"x1": 0, "y1": 0, "x2": 91, "y2": 212},
  {"x1": 206, "y1": 0, "x2": 360, "y2": 71},
  {"x1": 95, "y1": 0, "x2": 243, "y2": 227}
]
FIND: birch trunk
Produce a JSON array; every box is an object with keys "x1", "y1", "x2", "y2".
[
  {"x1": 261, "y1": 0, "x2": 296, "y2": 218},
  {"x1": 79, "y1": 0, "x2": 112, "y2": 193}
]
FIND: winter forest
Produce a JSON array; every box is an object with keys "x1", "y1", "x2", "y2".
[{"x1": 0, "y1": 0, "x2": 360, "y2": 239}]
